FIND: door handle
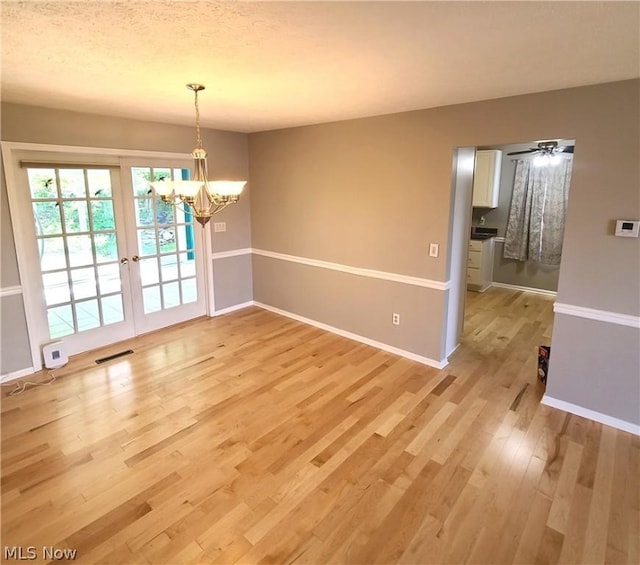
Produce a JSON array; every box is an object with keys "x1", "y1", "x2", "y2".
[
  {"x1": 131, "y1": 255, "x2": 140, "y2": 262},
  {"x1": 120, "y1": 257, "x2": 128, "y2": 264}
]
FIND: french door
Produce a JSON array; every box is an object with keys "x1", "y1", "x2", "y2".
[
  {"x1": 13, "y1": 153, "x2": 207, "y2": 362},
  {"x1": 120, "y1": 159, "x2": 207, "y2": 335},
  {"x1": 24, "y1": 164, "x2": 134, "y2": 355}
]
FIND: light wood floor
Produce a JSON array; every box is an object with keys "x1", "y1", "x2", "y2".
[{"x1": 1, "y1": 288, "x2": 638, "y2": 564}]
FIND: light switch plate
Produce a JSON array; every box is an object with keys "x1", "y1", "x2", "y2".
[
  {"x1": 429, "y1": 243, "x2": 439, "y2": 258},
  {"x1": 214, "y1": 222, "x2": 227, "y2": 233}
]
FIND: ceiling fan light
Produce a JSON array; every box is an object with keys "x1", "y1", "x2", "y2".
[
  {"x1": 537, "y1": 141, "x2": 558, "y2": 152},
  {"x1": 533, "y1": 154, "x2": 549, "y2": 167}
]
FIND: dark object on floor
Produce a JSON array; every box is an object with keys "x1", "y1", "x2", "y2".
[
  {"x1": 95, "y1": 349, "x2": 134, "y2": 364},
  {"x1": 538, "y1": 345, "x2": 550, "y2": 386}
]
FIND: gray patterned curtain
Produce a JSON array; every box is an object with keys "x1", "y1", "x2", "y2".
[{"x1": 503, "y1": 157, "x2": 572, "y2": 265}]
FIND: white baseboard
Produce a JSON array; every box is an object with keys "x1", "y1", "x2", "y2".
[
  {"x1": 491, "y1": 282, "x2": 557, "y2": 297},
  {"x1": 541, "y1": 395, "x2": 640, "y2": 436},
  {"x1": 446, "y1": 342, "x2": 461, "y2": 359},
  {"x1": 1, "y1": 366, "x2": 35, "y2": 384},
  {"x1": 213, "y1": 301, "x2": 255, "y2": 316},
  {"x1": 253, "y1": 301, "x2": 447, "y2": 370}
]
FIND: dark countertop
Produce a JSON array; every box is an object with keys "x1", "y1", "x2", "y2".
[{"x1": 470, "y1": 227, "x2": 498, "y2": 241}]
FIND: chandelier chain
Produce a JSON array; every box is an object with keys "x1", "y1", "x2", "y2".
[{"x1": 194, "y1": 89, "x2": 202, "y2": 149}]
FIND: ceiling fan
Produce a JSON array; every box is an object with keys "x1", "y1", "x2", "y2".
[{"x1": 507, "y1": 141, "x2": 574, "y2": 156}]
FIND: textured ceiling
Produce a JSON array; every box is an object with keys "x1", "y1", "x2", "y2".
[{"x1": 1, "y1": 1, "x2": 639, "y2": 133}]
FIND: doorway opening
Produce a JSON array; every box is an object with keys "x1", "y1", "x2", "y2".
[{"x1": 445, "y1": 139, "x2": 576, "y2": 360}]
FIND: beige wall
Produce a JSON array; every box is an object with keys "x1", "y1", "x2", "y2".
[
  {"x1": 546, "y1": 314, "x2": 639, "y2": 426},
  {"x1": 249, "y1": 80, "x2": 640, "y2": 426},
  {"x1": 0, "y1": 103, "x2": 251, "y2": 374},
  {"x1": 249, "y1": 114, "x2": 452, "y2": 280},
  {"x1": 0, "y1": 158, "x2": 31, "y2": 374},
  {"x1": 213, "y1": 255, "x2": 253, "y2": 312},
  {"x1": 1, "y1": 160, "x2": 20, "y2": 288}
]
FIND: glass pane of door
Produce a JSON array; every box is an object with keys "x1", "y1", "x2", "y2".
[
  {"x1": 28, "y1": 167, "x2": 125, "y2": 339},
  {"x1": 130, "y1": 167, "x2": 198, "y2": 315}
]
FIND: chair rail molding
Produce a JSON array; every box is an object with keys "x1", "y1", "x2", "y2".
[
  {"x1": 0, "y1": 285, "x2": 23, "y2": 297},
  {"x1": 211, "y1": 248, "x2": 253, "y2": 261},
  {"x1": 252, "y1": 248, "x2": 451, "y2": 291},
  {"x1": 554, "y1": 302, "x2": 640, "y2": 329}
]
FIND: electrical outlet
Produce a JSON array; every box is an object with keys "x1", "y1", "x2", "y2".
[
  {"x1": 392, "y1": 313, "x2": 400, "y2": 325},
  {"x1": 429, "y1": 243, "x2": 439, "y2": 258}
]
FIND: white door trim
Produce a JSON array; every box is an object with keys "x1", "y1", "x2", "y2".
[
  {"x1": 203, "y1": 226, "x2": 216, "y2": 316},
  {"x1": 2, "y1": 141, "x2": 190, "y2": 160}
]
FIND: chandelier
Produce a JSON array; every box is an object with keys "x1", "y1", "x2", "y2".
[{"x1": 150, "y1": 84, "x2": 246, "y2": 226}]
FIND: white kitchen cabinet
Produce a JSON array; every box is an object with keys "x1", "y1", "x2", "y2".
[
  {"x1": 472, "y1": 150, "x2": 502, "y2": 208},
  {"x1": 467, "y1": 238, "x2": 495, "y2": 292}
]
